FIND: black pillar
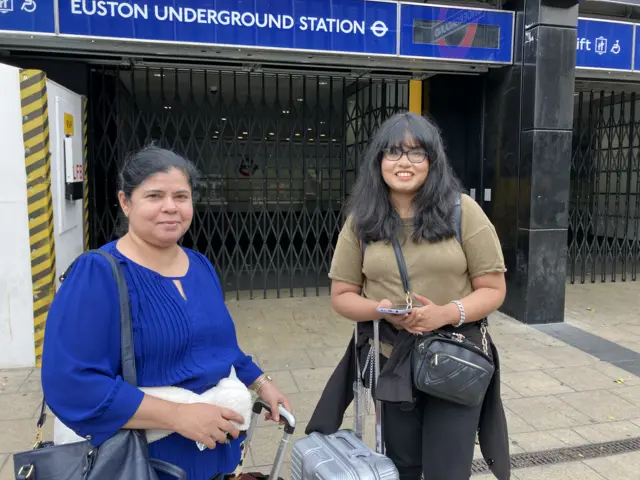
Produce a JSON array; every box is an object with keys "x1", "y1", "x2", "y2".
[{"x1": 484, "y1": 0, "x2": 578, "y2": 324}]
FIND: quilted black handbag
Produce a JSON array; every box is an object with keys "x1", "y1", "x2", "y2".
[
  {"x1": 411, "y1": 326, "x2": 494, "y2": 407},
  {"x1": 12, "y1": 250, "x2": 187, "y2": 480},
  {"x1": 388, "y1": 236, "x2": 495, "y2": 408}
]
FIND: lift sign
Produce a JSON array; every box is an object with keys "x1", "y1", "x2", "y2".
[
  {"x1": 576, "y1": 18, "x2": 634, "y2": 72},
  {"x1": 59, "y1": 0, "x2": 398, "y2": 56}
]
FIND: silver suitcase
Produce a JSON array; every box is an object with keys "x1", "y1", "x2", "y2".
[
  {"x1": 291, "y1": 321, "x2": 400, "y2": 480},
  {"x1": 291, "y1": 430, "x2": 398, "y2": 480}
]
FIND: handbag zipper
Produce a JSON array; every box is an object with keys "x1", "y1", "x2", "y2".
[
  {"x1": 419, "y1": 337, "x2": 492, "y2": 363},
  {"x1": 430, "y1": 353, "x2": 489, "y2": 374}
]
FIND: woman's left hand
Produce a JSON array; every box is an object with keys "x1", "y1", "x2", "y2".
[
  {"x1": 257, "y1": 380, "x2": 292, "y2": 424},
  {"x1": 403, "y1": 293, "x2": 455, "y2": 334}
]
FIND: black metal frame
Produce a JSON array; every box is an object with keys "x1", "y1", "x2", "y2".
[
  {"x1": 88, "y1": 65, "x2": 408, "y2": 298},
  {"x1": 569, "y1": 89, "x2": 640, "y2": 283}
]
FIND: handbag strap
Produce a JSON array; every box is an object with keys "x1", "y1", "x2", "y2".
[
  {"x1": 390, "y1": 237, "x2": 412, "y2": 307},
  {"x1": 34, "y1": 249, "x2": 138, "y2": 446},
  {"x1": 96, "y1": 250, "x2": 138, "y2": 386},
  {"x1": 59, "y1": 249, "x2": 137, "y2": 384}
]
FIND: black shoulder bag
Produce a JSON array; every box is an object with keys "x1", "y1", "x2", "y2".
[
  {"x1": 389, "y1": 238, "x2": 495, "y2": 408},
  {"x1": 12, "y1": 250, "x2": 187, "y2": 480}
]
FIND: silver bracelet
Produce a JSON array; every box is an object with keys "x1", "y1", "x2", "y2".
[{"x1": 450, "y1": 300, "x2": 465, "y2": 328}]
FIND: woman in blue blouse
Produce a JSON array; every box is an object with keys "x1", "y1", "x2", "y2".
[{"x1": 41, "y1": 146, "x2": 291, "y2": 480}]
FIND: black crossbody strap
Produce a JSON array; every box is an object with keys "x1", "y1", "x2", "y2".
[
  {"x1": 363, "y1": 238, "x2": 411, "y2": 299},
  {"x1": 58, "y1": 249, "x2": 136, "y2": 385},
  {"x1": 453, "y1": 195, "x2": 462, "y2": 245},
  {"x1": 91, "y1": 250, "x2": 138, "y2": 387},
  {"x1": 390, "y1": 237, "x2": 411, "y2": 296}
]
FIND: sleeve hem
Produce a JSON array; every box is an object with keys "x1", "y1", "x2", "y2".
[
  {"x1": 469, "y1": 268, "x2": 507, "y2": 280},
  {"x1": 328, "y1": 273, "x2": 363, "y2": 287},
  {"x1": 78, "y1": 381, "x2": 144, "y2": 446},
  {"x1": 236, "y1": 362, "x2": 264, "y2": 387}
]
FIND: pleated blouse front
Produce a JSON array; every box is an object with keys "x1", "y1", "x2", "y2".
[{"x1": 41, "y1": 241, "x2": 263, "y2": 479}]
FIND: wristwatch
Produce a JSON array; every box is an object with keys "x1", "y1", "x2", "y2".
[{"x1": 250, "y1": 374, "x2": 272, "y2": 394}]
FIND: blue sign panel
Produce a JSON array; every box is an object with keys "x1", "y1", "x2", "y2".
[
  {"x1": 576, "y1": 18, "x2": 634, "y2": 71},
  {"x1": 58, "y1": 0, "x2": 398, "y2": 56},
  {"x1": 398, "y1": 4, "x2": 514, "y2": 63},
  {"x1": 634, "y1": 25, "x2": 640, "y2": 72},
  {"x1": 0, "y1": 0, "x2": 55, "y2": 34}
]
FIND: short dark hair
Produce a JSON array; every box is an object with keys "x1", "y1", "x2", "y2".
[
  {"x1": 118, "y1": 145, "x2": 199, "y2": 199},
  {"x1": 347, "y1": 112, "x2": 462, "y2": 244},
  {"x1": 115, "y1": 145, "x2": 199, "y2": 237}
]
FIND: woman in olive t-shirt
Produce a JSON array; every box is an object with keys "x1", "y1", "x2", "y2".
[{"x1": 329, "y1": 112, "x2": 509, "y2": 480}]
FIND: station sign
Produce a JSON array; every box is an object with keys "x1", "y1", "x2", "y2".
[
  {"x1": 7, "y1": 3, "x2": 640, "y2": 73},
  {"x1": 58, "y1": 0, "x2": 399, "y2": 57},
  {"x1": 0, "y1": 0, "x2": 516, "y2": 66},
  {"x1": 576, "y1": 17, "x2": 635, "y2": 72}
]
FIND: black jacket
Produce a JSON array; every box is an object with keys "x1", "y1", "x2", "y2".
[{"x1": 305, "y1": 320, "x2": 511, "y2": 480}]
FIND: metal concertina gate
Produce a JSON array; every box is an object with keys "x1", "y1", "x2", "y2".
[
  {"x1": 569, "y1": 87, "x2": 640, "y2": 283},
  {"x1": 88, "y1": 65, "x2": 409, "y2": 298}
]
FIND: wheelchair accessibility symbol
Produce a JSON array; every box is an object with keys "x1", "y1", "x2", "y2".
[
  {"x1": 21, "y1": 0, "x2": 36, "y2": 13},
  {"x1": 611, "y1": 40, "x2": 621, "y2": 55}
]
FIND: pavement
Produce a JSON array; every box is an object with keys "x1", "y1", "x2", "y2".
[{"x1": 1, "y1": 281, "x2": 640, "y2": 479}]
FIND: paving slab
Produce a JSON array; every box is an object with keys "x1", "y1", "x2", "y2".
[
  {"x1": 0, "y1": 456, "x2": 8, "y2": 480},
  {"x1": 514, "y1": 461, "x2": 606, "y2": 479},
  {"x1": 1, "y1": 281, "x2": 639, "y2": 479},
  {"x1": 0, "y1": 370, "x2": 31, "y2": 394},
  {"x1": 583, "y1": 450, "x2": 640, "y2": 479}
]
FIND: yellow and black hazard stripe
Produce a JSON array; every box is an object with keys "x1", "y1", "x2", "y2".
[
  {"x1": 20, "y1": 69, "x2": 56, "y2": 367},
  {"x1": 83, "y1": 97, "x2": 90, "y2": 251}
]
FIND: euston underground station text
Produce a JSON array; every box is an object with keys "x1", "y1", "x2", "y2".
[{"x1": 70, "y1": 0, "x2": 388, "y2": 36}]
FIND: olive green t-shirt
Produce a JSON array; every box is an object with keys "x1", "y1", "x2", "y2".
[{"x1": 329, "y1": 194, "x2": 506, "y2": 305}]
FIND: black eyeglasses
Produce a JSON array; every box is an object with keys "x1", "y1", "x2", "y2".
[{"x1": 382, "y1": 146, "x2": 428, "y2": 164}]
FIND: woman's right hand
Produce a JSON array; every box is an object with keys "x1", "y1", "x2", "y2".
[
  {"x1": 172, "y1": 403, "x2": 245, "y2": 449},
  {"x1": 376, "y1": 299, "x2": 409, "y2": 329}
]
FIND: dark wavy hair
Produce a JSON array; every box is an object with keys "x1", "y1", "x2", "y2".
[{"x1": 347, "y1": 112, "x2": 462, "y2": 244}]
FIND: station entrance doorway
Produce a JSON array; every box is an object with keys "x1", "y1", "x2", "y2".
[
  {"x1": 87, "y1": 65, "x2": 488, "y2": 299},
  {"x1": 88, "y1": 65, "x2": 412, "y2": 298},
  {"x1": 569, "y1": 82, "x2": 640, "y2": 284}
]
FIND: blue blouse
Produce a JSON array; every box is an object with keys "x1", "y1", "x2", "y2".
[{"x1": 41, "y1": 242, "x2": 264, "y2": 479}]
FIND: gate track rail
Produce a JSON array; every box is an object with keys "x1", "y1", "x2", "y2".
[{"x1": 471, "y1": 436, "x2": 640, "y2": 475}]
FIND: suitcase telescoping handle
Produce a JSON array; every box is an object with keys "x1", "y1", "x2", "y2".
[{"x1": 244, "y1": 399, "x2": 296, "y2": 480}]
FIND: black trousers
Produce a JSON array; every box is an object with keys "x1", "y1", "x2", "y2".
[{"x1": 382, "y1": 393, "x2": 482, "y2": 480}]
